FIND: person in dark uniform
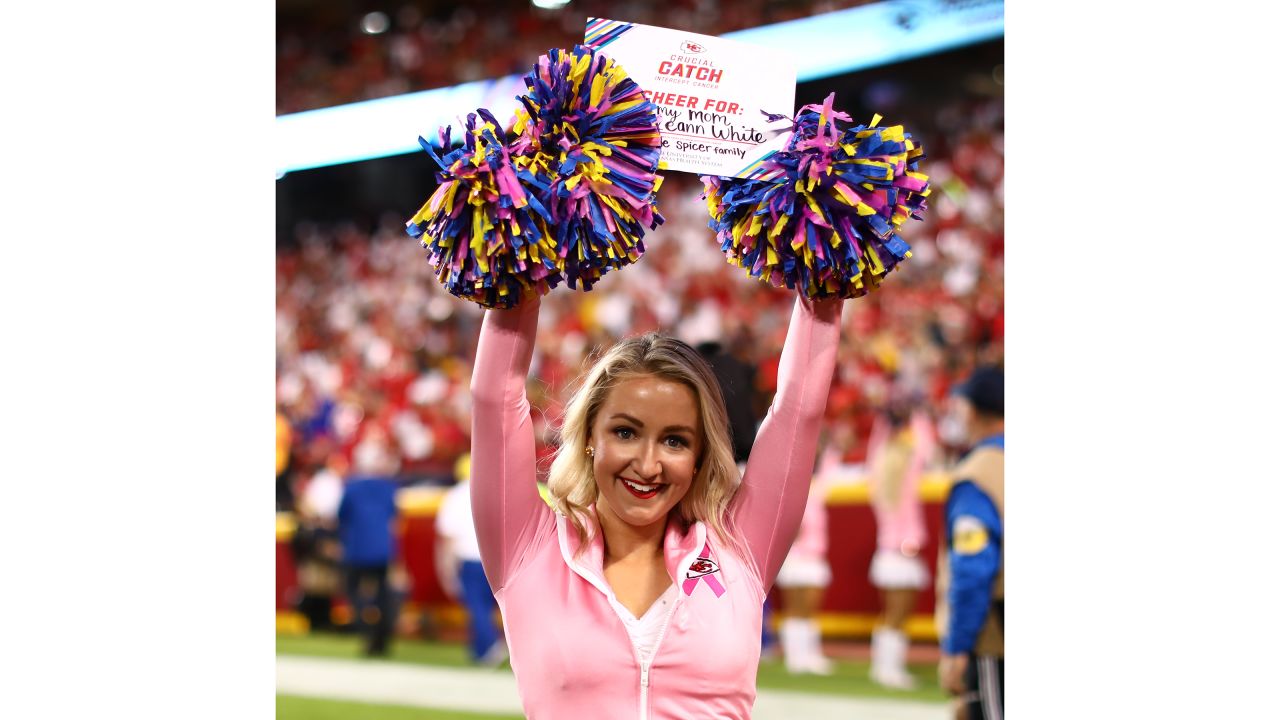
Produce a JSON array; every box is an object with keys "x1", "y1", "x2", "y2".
[
  {"x1": 695, "y1": 339, "x2": 758, "y2": 464},
  {"x1": 937, "y1": 365, "x2": 1004, "y2": 719}
]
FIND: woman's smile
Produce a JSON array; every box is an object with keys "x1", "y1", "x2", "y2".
[{"x1": 619, "y1": 477, "x2": 665, "y2": 499}]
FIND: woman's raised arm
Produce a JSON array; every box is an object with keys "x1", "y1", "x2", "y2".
[
  {"x1": 732, "y1": 295, "x2": 843, "y2": 587},
  {"x1": 469, "y1": 296, "x2": 552, "y2": 592}
]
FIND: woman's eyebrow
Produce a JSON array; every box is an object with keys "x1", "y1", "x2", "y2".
[{"x1": 609, "y1": 414, "x2": 695, "y2": 435}]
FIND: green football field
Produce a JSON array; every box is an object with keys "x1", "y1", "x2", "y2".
[
  {"x1": 278, "y1": 695, "x2": 522, "y2": 720},
  {"x1": 277, "y1": 632, "x2": 945, "y2": 719}
]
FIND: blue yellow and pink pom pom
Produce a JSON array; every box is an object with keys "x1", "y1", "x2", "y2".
[
  {"x1": 511, "y1": 45, "x2": 665, "y2": 292},
  {"x1": 701, "y1": 92, "x2": 931, "y2": 299},
  {"x1": 407, "y1": 45, "x2": 664, "y2": 308},
  {"x1": 406, "y1": 109, "x2": 561, "y2": 309}
]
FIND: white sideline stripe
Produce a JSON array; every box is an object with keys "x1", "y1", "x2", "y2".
[
  {"x1": 276, "y1": 656, "x2": 524, "y2": 715},
  {"x1": 751, "y1": 689, "x2": 948, "y2": 720},
  {"x1": 276, "y1": 655, "x2": 948, "y2": 720}
]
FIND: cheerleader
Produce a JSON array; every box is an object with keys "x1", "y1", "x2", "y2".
[
  {"x1": 774, "y1": 441, "x2": 840, "y2": 675},
  {"x1": 469, "y1": 294, "x2": 843, "y2": 718},
  {"x1": 865, "y1": 389, "x2": 936, "y2": 689}
]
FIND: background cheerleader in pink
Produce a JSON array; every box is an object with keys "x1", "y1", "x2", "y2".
[
  {"x1": 774, "y1": 438, "x2": 839, "y2": 675},
  {"x1": 865, "y1": 386, "x2": 936, "y2": 689}
]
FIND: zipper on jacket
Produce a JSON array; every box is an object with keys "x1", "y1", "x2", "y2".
[
  {"x1": 638, "y1": 551, "x2": 697, "y2": 720},
  {"x1": 639, "y1": 609, "x2": 672, "y2": 720},
  {"x1": 638, "y1": 607, "x2": 674, "y2": 720},
  {"x1": 639, "y1": 665, "x2": 651, "y2": 720}
]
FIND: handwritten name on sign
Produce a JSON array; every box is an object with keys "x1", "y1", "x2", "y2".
[{"x1": 584, "y1": 18, "x2": 796, "y2": 178}]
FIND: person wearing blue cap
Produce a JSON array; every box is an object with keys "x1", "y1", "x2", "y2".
[{"x1": 936, "y1": 365, "x2": 1004, "y2": 719}]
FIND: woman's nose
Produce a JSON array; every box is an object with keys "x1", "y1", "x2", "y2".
[{"x1": 633, "y1": 442, "x2": 662, "y2": 479}]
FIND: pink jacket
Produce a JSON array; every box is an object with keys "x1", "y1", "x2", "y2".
[
  {"x1": 470, "y1": 296, "x2": 841, "y2": 719},
  {"x1": 865, "y1": 410, "x2": 935, "y2": 552}
]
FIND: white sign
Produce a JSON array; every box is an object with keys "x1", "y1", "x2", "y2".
[{"x1": 584, "y1": 18, "x2": 797, "y2": 178}]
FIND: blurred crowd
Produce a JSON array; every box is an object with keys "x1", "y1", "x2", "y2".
[
  {"x1": 275, "y1": 91, "x2": 1004, "y2": 513},
  {"x1": 277, "y1": 0, "x2": 872, "y2": 115}
]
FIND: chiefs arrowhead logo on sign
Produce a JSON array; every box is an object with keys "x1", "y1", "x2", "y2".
[{"x1": 681, "y1": 40, "x2": 706, "y2": 54}]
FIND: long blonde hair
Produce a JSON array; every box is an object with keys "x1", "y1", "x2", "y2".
[{"x1": 547, "y1": 333, "x2": 740, "y2": 551}]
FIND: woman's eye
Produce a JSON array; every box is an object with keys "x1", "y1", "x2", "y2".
[
  {"x1": 665, "y1": 436, "x2": 689, "y2": 449},
  {"x1": 613, "y1": 427, "x2": 634, "y2": 440}
]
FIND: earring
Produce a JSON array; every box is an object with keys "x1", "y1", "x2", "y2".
[{"x1": 586, "y1": 446, "x2": 594, "y2": 458}]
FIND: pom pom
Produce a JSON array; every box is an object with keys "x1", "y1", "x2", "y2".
[
  {"x1": 406, "y1": 109, "x2": 562, "y2": 309},
  {"x1": 509, "y1": 45, "x2": 665, "y2": 291},
  {"x1": 701, "y1": 92, "x2": 930, "y2": 299}
]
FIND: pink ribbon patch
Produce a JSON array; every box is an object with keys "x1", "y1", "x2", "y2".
[{"x1": 682, "y1": 542, "x2": 726, "y2": 598}]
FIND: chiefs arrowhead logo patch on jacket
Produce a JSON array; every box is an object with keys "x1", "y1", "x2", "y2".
[{"x1": 682, "y1": 543, "x2": 725, "y2": 597}]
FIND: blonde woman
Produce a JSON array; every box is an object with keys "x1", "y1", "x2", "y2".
[{"x1": 469, "y1": 294, "x2": 843, "y2": 719}]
